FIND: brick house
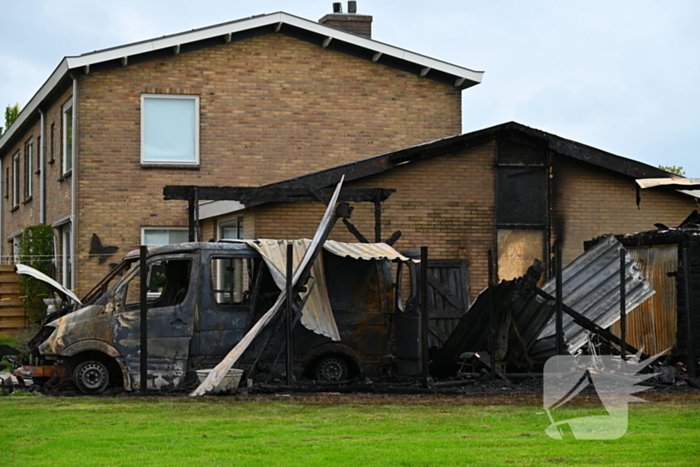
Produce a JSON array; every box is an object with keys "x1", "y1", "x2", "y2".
[
  {"x1": 0, "y1": 8, "x2": 483, "y2": 296},
  {"x1": 191, "y1": 121, "x2": 698, "y2": 303}
]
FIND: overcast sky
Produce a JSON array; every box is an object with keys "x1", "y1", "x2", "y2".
[{"x1": 2, "y1": 0, "x2": 698, "y2": 176}]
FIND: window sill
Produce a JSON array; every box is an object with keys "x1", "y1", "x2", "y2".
[
  {"x1": 141, "y1": 164, "x2": 200, "y2": 170},
  {"x1": 22, "y1": 197, "x2": 33, "y2": 205},
  {"x1": 10, "y1": 206, "x2": 19, "y2": 213},
  {"x1": 58, "y1": 171, "x2": 72, "y2": 183},
  {"x1": 48, "y1": 159, "x2": 55, "y2": 165}
]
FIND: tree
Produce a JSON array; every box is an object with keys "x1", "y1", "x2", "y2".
[
  {"x1": 1, "y1": 102, "x2": 21, "y2": 134},
  {"x1": 658, "y1": 165, "x2": 685, "y2": 176}
]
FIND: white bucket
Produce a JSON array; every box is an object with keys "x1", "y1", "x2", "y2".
[{"x1": 195, "y1": 368, "x2": 244, "y2": 393}]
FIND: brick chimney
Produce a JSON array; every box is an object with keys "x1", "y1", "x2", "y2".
[{"x1": 319, "y1": 2, "x2": 372, "y2": 39}]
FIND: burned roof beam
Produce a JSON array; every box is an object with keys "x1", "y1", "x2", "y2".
[{"x1": 164, "y1": 185, "x2": 395, "y2": 207}]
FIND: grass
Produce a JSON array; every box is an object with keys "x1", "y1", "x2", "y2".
[{"x1": 0, "y1": 393, "x2": 698, "y2": 466}]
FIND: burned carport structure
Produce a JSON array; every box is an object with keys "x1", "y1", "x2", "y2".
[
  {"x1": 585, "y1": 210, "x2": 700, "y2": 377},
  {"x1": 163, "y1": 184, "x2": 399, "y2": 246},
  {"x1": 165, "y1": 122, "x2": 698, "y2": 376}
]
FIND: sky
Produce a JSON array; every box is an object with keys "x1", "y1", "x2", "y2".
[{"x1": 1, "y1": 0, "x2": 698, "y2": 176}]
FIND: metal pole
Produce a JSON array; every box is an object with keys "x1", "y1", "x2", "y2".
[
  {"x1": 140, "y1": 245, "x2": 148, "y2": 395},
  {"x1": 286, "y1": 243, "x2": 294, "y2": 385},
  {"x1": 420, "y1": 246, "x2": 430, "y2": 383},
  {"x1": 555, "y1": 242, "x2": 564, "y2": 356},
  {"x1": 620, "y1": 248, "x2": 627, "y2": 360},
  {"x1": 683, "y1": 245, "x2": 696, "y2": 378},
  {"x1": 488, "y1": 250, "x2": 496, "y2": 381}
]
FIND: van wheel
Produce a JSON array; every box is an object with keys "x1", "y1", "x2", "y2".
[
  {"x1": 73, "y1": 360, "x2": 109, "y2": 394},
  {"x1": 315, "y1": 355, "x2": 348, "y2": 382}
]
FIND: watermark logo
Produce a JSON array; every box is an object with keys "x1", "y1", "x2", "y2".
[{"x1": 543, "y1": 355, "x2": 657, "y2": 440}]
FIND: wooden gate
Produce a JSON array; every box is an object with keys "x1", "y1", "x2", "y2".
[
  {"x1": 0, "y1": 265, "x2": 24, "y2": 338},
  {"x1": 424, "y1": 260, "x2": 470, "y2": 349}
]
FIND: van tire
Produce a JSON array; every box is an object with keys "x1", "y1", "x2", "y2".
[
  {"x1": 314, "y1": 355, "x2": 349, "y2": 382},
  {"x1": 73, "y1": 360, "x2": 110, "y2": 394}
]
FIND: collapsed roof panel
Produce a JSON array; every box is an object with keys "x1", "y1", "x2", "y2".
[{"x1": 538, "y1": 235, "x2": 655, "y2": 353}]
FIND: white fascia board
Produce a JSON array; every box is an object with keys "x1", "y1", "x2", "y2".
[
  {"x1": 199, "y1": 200, "x2": 246, "y2": 220},
  {"x1": 67, "y1": 12, "x2": 483, "y2": 85},
  {"x1": 67, "y1": 13, "x2": 285, "y2": 69},
  {"x1": 278, "y1": 13, "x2": 484, "y2": 85},
  {"x1": 0, "y1": 59, "x2": 70, "y2": 153}
]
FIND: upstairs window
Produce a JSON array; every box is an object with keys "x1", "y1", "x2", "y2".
[
  {"x1": 62, "y1": 100, "x2": 73, "y2": 175},
  {"x1": 24, "y1": 139, "x2": 33, "y2": 200},
  {"x1": 141, "y1": 95, "x2": 199, "y2": 165}
]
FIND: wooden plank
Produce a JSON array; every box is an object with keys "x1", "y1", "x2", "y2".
[
  {"x1": 428, "y1": 324, "x2": 450, "y2": 344},
  {"x1": 0, "y1": 308, "x2": 26, "y2": 317},
  {"x1": 0, "y1": 319, "x2": 27, "y2": 329},
  {"x1": 427, "y1": 271, "x2": 463, "y2": 309},
  {"x1": 429, "y1": 309, "x2": 469, "y2": 319},
  {"x1": 0, "y1": 265, "x2": 16, "y2": 272},
  {"x1": 0, "y1": 298, "x2": 23, "y2": 307},
  {"x1": 0, "y1": 274, "x2": 19, "y2": 283},
  {"x1": 0, "y1": 287, "x2": 21, "y2": 295}
]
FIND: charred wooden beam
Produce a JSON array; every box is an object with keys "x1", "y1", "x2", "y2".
[
  {"x1": 164, "y1": 185, "x2": 394, "y2": 207},
  {"x1": 342, "y1": 218, "x2": 369, "y2": 243},
  {"x1": 534, "y1": 287, "x2": 649, "y2": 360},
  {"x1": 374, "y1": 199, "x2": 382, "y2": 243},
  {"x1": 385, "y1": 230, "x2": 401, "y2": 246}
]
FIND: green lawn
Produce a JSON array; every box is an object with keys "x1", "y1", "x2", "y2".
[{"x1": 1, "y1": 393, "x2": 698, "y2": 466}]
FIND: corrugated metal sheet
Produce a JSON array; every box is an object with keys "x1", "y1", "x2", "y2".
[
  {"x1": 609, "y1": 246, "x2": 678, "y2": 355},
  {"x1": 538, "y1": 235, "x2": 656, "y2": 353},
  {"x1": 323, "y1": 240, "x2": 414, "y2": 262}
]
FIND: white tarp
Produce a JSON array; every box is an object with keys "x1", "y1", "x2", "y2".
[{"x1": 245, "y1": 238, "x2": 340, "y2": 342}]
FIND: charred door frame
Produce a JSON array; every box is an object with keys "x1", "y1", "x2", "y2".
[{"x1": 494, "y1": 133, "x2": 551, "y2": 281}]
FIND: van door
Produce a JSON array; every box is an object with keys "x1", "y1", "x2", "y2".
[
  {"x1": 112, "y1": 256, "x2": 196, "y2": 390},
  {"x1": 192, "y1": 254, "x2": 257, "y2": 366}
]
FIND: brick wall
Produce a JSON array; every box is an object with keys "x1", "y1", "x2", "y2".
[
  {"x1": 551, "y1": 156, "x2": 698, "y2": 266},
  {"x1": 252, "y1": 142, "x2": 497, "y2": 300},
  {"x1": 73, "y1": 32, "x2": 461, "y2": 293}
]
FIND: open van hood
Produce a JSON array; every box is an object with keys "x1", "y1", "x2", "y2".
[{"x1": 15, "y1": 264, "x2": 83, "y2": 306}]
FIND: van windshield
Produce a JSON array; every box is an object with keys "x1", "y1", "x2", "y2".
[{"x1": 81, "y1": 259, "x2": 138, "y2": 305}]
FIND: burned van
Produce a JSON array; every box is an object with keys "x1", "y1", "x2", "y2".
[{"x1": 18, "y1": 241, "x2": 413, "y2": 394}]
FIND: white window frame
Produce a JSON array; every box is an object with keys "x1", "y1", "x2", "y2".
[
  {"x1": 62, "y1": 100, "x2": 73, "y2": 175},
  {"x1": 8, "y1": 232, "x2": 22, "y2": 265},
  {"x1": 140, "y1": 94, "x2": 200, "y2": 166},
  {"x1": 215, "y1": 216, "x2": 244, "y2": 303},
  {"x1": 217, "y1": 216, "x2": 244, "y2": 241},
  {"x1": 24, "y1": 138, "x2": 33, "y2": 200},
  {"x1": 12, "y1": 152, "x2": 20, "y2": 207},
  {"x1": 141, "y1": 227, "x2": 190, "y2": 248}
]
